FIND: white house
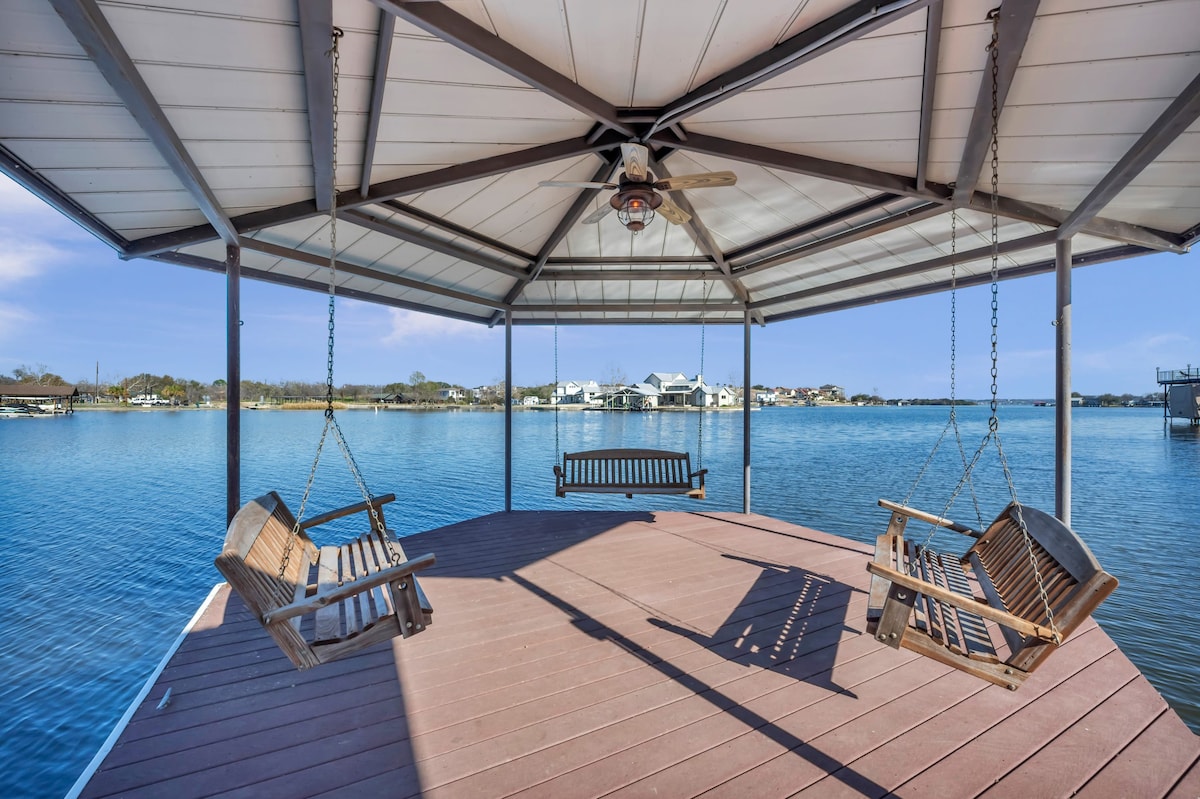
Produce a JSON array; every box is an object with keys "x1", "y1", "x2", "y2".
[
  {"x1": 437, "y1": 387, "x2": 465, "y2": 402},
  {"x1": 554, "y1": 380, "x2": 601, "y2": 404},
  {"x1": 522, "y1": 396, "x2": 540, "y2": 406}
]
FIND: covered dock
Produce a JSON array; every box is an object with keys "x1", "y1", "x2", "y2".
[
  {"x1": 5, "y1": 1, "x2": 1200, "y2": 795},
  {"x1": 73, "y1": 510, "x2": 1199, "y2": 797}
]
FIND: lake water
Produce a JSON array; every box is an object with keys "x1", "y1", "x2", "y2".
[{"x1": 2, "y1": 405, "x2": 1197, "y2": 797}]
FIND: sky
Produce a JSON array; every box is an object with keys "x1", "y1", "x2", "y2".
[{"x1": 1, "y1": 172, "x2": 1196, "y2": 400}]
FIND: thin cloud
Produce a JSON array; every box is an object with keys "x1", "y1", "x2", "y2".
[
  {"x1": 381, "y1": 308, "x2": 490, "y2": 345},
  {"x1": 0, "y1": 301, "x2": 34, "y2": 339}
]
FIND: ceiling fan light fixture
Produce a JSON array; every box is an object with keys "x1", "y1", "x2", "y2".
[{"x1": 611, "y1": 187, "x2": 662, "y2": 232}]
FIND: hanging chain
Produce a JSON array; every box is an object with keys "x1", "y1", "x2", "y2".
[
  {"x1": 696, "y1": 277, "x2": 707, "y2": 469},
  {"x1": 324, "y1": 27, "x2": 344, "y2": 419},
  {"x1": 281, "y1": 27, "x2": 396, "y2": 573},
  {"x1": 552, "y1": 282, "x2": 560, "y2": 458}
]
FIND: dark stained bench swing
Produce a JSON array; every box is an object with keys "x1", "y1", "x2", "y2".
[
  {"x1": 554, "y1": 448, "x2": 707, "y2": 499},
  {"x1": 217, "y1": 491, "x2": 434, "y2": 670},
  {"x1": 866, "y1": 499, "x2": 1117, "y2": 691}
]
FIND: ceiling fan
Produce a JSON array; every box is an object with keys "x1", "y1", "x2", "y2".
[{"x1": 538, "y1": 143, "x2": 736, "y2": 232}]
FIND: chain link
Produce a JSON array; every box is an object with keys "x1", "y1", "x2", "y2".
[
  {"x1": 696, "y1": 278, "x2": 707, "y2": 468},
  {"x1": 552, "y1": 282, "x2": 559, "y2": 458}
]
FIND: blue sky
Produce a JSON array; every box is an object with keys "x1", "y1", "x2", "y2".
[{"x1": 1, "y1": 173, "x2": 1195, "y2": 399}]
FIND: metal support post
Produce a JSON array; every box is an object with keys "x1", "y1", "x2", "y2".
[
  {"x1": 225, "y1": 243, "x2": 241, "y2": 526},
  {"x1": 1055, "y1": 237, "x2": 1072, "y2": 525},
  {"x1": 504, "y1": 309, "x2": 513, "y2": 512},
  {"x1": 743, "y1": 310, "x2": 752, "y2": 513}
]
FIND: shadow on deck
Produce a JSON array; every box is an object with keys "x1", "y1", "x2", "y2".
[{"x1": 75, "y1": 510, "x2": 1200, "y2": 798}]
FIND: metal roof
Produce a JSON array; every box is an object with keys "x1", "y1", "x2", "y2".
[{"x1": 3, "y1": 0, "x2": 1198, "y2": 326}]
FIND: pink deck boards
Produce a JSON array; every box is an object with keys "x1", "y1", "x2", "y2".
[{"x1": 76, "y1": 510, "x2": 1198, "y2": 798}]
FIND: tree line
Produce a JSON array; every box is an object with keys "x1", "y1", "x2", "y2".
[{"x1": 1, "y1": 364, "x2": 555, "y2": 406}]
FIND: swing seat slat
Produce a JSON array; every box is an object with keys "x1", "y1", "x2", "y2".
[
  {"x1": 216, "y1": 491, "x2": 435, "y2": 670},
  {"x1": 866, "y1": 500, "x2": 1117, "y2": 690},
  {"x1": 554, "y1": 448, "x2": 706, "y2": 499}
]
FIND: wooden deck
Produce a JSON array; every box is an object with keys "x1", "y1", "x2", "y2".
[{"x1": 75, "y1": 510, "x2": 1199, "y2": 798}]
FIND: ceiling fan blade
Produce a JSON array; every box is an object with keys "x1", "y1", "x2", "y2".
[
  {"x1": 539, "y1": 180, "x2": 617, "y2": 190},
  {"x1": 654, "y1": 171, "x2": 738, "y2": 191},
  {"x1": 657, "y1": 197, "x2": 692, "y2": 226},
  {"x1": 581, "y1": 205, "x2": 614, "y2": 224},
  {"x1": 621, "y1": 143, "x2": 650, "y2": 182}
]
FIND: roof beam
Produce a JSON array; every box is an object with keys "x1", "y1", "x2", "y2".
[
  {"x1": 372, "y1": 0, "x2": 635, "y2": 137},
  {"x1": 493, "y1": 154, "x2": 622, "y2": 323},
  {"x1": 649, "y1": 155, "x2": 757, "y2": 321},
  {"x1": 952, "y1": 0, "x2": 1039, "y2": 205},
  {"x1": 124, "y1": 134, "x2": 616, "y2": 258},
  {"x1": 662, "y1": 132, "x2": 1187, "y2": 254},
  {"x1": 360, "y1": 10, "x2": 396, "y2": 198},
  {"x1": 660, "y1": 131, "x2": 926, "y2": 197},
  {"x1": 540, "y1": 270, "x2": 712, "y2": 281},
  {"x1": 916, "y1": 3, "x2": 944, "y2": 191},
  {"x1": 340, "y1": 209, "x2": 528, "y2": 279},
  {"x1": 299, "y1": 0, "x2": 335, "y2": 212},
  {"x1": 48, "y1": 0, "x2": 238, "y2": 247},
  {"x1": 154, "y1": 251, "x2": 491, "y2": 323},
  {"x1": 734, "y1": 202, "x2": 944, "y2": 277},
  {"x1": 516, "y1": 301, "x2": 743, "y2": 314},
  {"x1": 1058, "y1": 68, "x2": 1200, "y2": 240},
  {"x1": 0, "y1": 144, "x2": 128, "y2": 252},
  {"x1": 768, "y1": 244, "x2": 1150, "y2": 322},
  {"x1": 239, "y1": 237, "x2": 507, "y2": 311},
  {"x1": 749, "y1": 229, "x2": 1059, "y2": 310},
  {"x1": 382, "y1": 200, "x2": 533, "y2": 263},
  {"x1": 545, "y1": 256, "x2": 713, "y2": 265},
  {"x1": 650, "y1": 0, "x2": 938, "y2": 135},
  {"x1": 725, "y1": 193, "x2": 900, "y2": 263}
]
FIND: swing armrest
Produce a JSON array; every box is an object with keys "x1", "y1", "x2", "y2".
[
  {"x1": 690, "y1": 468, "x2": 707, "y2": 486},
  {"x1": 263, "y1": 551, "x2": 436, "y2": 626},
  {"x1": 865, "y1": 561, "x2": 1057, "y2": 642},
  {"x1": 298, "y1": 493, "x2": 397, "y2": 531},
  {"x1": 878, "y1": 499, "x2": 983, "y2": 538}
]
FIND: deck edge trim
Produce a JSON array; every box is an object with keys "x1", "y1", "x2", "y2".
[{"x1": 66, "y1": 582, "x2": 227, "y2": 799}]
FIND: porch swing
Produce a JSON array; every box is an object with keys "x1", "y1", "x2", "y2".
[
  {"x1": 215, "y1": 28, "x2": 435, "y2": 671},
  {"x1": 864, "y1": 9, "x2": 1116, "y2": 691},
  {"x1": 552, "y1": 281, "x2": 708, "y2": 499}
]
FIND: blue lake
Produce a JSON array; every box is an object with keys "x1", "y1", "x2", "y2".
[{"x1": 2, "y1": 405, "x2": 1197, "y2": 797}]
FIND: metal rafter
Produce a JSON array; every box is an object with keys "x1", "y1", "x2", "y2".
[
  {"x1": 916, "y1": 3, "x2": 944, "y2": 191},
  {"x1": 298, "y1": 0, "x2": 335, "y2": 212},
  {"x1": 540, "y1": 270, "x2": 711, "y2": 281},
  {"x1": 48, "y1": 0, "x2": 238, "y2": 247},
  {"x1": 1058, "y1": 68, "x2": 1200, "y2": 240},
  {"x1": 124, "y1": 134, "x2": 619, "y2": 258},
  {"x1": 648, "y1": 155, "x2": 756, "y2": 322},
  {"x1": 664, "y1": 132, "x2": 1186, "y2": 253},
  {"x1": 658, "y1": 131, "x2": 925, "y2": 197},
  {"x1": 240, "y1": 237, "x2": 507, "y2": 311},
  {"x1": 153, "y1": 251, "x2": 491, "y2": 323},
  {"x1": 650, "y1": 0, "x2": 938, "y2": 135},
  {"x1": 725, "y1": 194, "x2": 900, "y2": 263},
  {"x1": 360, "y1": 9, "x2": 396, "y2": 198},
  {"x1": 491, "y1": 153, "x2": 623, "y2": 325},
  {"x1": 734, "y1": 202, "x2": 944, "y2": 277},
  {"x1": 0, "y1": 145, "x2": 128, "y2": 252},
  {"x1": 372, "y1": 0, "x2": 635, "y2": 137},
  {"x1": 382, "y1": 200, "x2": 533, "y2": 263},
  {"x1": 952, "y1": 0, "x2": 1039, "y2": 205},
  {"x1": 340, "y1": 209, "x2": 528, "y2": 279},
  {"x1": 750, "y1": 229, "x2": 1059, "y2": 310},
  {"x1": 769, "y1": 244, "x2": 1151, "y2": 322}
]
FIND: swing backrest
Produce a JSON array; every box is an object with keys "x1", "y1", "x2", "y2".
[
  {"x1": 964, "y1": 503, "x2": 1117, "y2": 672},
  {"x1": 217, "y1": 491, "x2": 316, "y2": 622}
]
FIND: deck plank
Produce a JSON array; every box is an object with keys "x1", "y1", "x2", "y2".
[{"x1": 73, "y1": 510, "x2": 1197, "y2": 799}]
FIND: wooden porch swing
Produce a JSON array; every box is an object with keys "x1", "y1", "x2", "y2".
[
  {"x1": 864, "y1": 9, "x2": 1115, "y2": 691},
  {"x1": 551, "y1": 280, "x2": 709, "y2": 500},
  {"x1": 215, "y1": 28, "x2": 434, "y2": 670}
]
